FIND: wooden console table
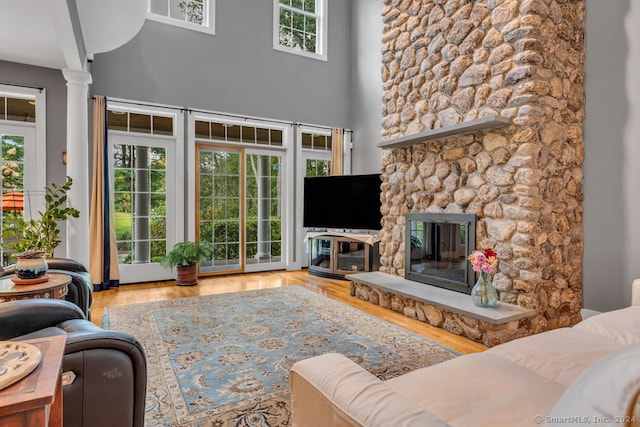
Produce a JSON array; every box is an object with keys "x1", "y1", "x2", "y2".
[
  {"x1": 0, "y1": 335, "x2": 66, "y2": 426},
  {"x1": 0, "y1": 274, "x2": 71, "y2": 304}
]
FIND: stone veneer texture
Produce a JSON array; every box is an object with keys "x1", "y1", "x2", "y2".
[{"x1": 377, "y1": 0, "x2": 586, "y2": 344}]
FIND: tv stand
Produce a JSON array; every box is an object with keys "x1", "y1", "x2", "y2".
[{"x1": 306, "y1": 232, "x2": 380, "y2": 279}]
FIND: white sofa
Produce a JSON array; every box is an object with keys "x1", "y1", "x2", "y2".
[{"x1": 290, "y1": 280, "x2": 640, "y2": 427}]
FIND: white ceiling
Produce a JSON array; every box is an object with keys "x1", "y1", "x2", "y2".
[{"x1": 0, "y1": 0, "x2": 147, "y2": 71}]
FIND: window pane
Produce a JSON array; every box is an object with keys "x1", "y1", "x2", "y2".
[
  {"x1": 313, "y1": 135, "x2": 325, "y2": 150},
  {"x1": 211, "y1": 122, "x2": 225, "y2": 140},
  {"x1": 305, "y1": 16, "x2": 317, "y2": 34},
  {"x1": 256, "y1": 127, "x2": 270, "y2": 144},
  {"x1": 130, "y1": 113, "x2": 152, "y2": 133},
  {"x1": 271, "y1": 129, "x2": 283, "y2": 146},
  {"x1": 153, "y1": 115, "x2": 173, "y2": 135},
  {"x1": 195, "y1": 120, "x2": 210, "y2": 139},
  {"x1": 226, "y1": 125, "x2": 240, "y2": 142},
  {"x1": 292, "y1": 0, "x2": 303, "y2": 10},
  {"x1": 304, "y1": 0, "x2": 315, "y2": 13},
  {"x1": 301, "y1": 133, "x2": 312, "y2": 148},
  {"x1": 241, "y1": 126, "x2": 256, "y2": 143},
  {"x1": 1, "y1": 135, "x2": 24, "y2": 189},
  {"x1": 108, "y1": 111, "x2": 128, "y2": 131},
  {"x1": 6, "y1": 98, "x2": 35, "y2": 122}
]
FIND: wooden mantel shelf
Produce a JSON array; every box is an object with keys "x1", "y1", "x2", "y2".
[{"x1": 378, "y1": 115, "x2": 511, "y2": 149}]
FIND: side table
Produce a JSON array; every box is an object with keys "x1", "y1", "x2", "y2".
[
  {"x1": 0, "y1": 273, "x2": 71, "y2": 303},
  {"x1": 0, "y1": 335, "x2": 66, "y2": 426}
]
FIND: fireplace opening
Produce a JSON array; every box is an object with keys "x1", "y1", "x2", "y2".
[{"x1": 405, "y1": 213, "x2": 476, "y2": 294}]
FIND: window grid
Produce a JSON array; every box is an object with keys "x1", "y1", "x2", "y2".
[
  {"x1": 245, "y1": 154, "x2": 282, "y2": 265},
  {"x1": 198, "y1": 151, "x2": 242, "y2": 268},
  {"x1": 113, "y1": 144, "x2": 168, "y2": 265},
  {"x1": 274, "y1": 0, "x2": 325, "y2": 60},
  {"x1": 278, "y1": 1, "x2": 319, "y2": 54},
  {"x1": 148, "y1": 0, "x2": 213, "y2": 32},
  {"x1": 195, "y1": 120, "x2": 283, "y2": 147},
  {"x1": 301, "y1": 132, "x2": 331, "y2": 151},
  {"x1": 108, "y1": 110, "x2": 174, "y2": 136}
]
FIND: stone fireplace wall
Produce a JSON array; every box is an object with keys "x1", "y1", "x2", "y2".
[{"x1": 378, "y1": 0, "x2": 586, "y2": 340}]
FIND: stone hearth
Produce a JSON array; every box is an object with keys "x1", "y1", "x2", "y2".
[{"x1": 372, "y1": 0, "x2": 586, "y2": 345}]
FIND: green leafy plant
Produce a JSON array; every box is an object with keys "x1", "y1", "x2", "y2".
[
  {"x1": 3, "y1": 176, "x2": 80, "y2": 258},
  {"x1": 160, "y1": 241, "x2": 214, "y2": 267}
]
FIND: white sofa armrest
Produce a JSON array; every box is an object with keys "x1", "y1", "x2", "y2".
[
  {"x1": 633, "y1": 279, "x2": 640, "y2": 306},
  {"x1": 290, "y1": 353, "x2": 450, "y2": 427},
  {"x1": 546, "y1": 343, "x2": 640, "y2": 426}
]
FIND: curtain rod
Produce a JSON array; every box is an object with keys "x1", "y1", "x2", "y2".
[
  {"x1": 92, "y1": 95, "x2": 185, "y2": 112},
  {"x1": 187, "y1": 107, "x2": 294, "y2": 126},
  {"x1": 0, "y1": 82, "x2": 44, "y2": 92}
]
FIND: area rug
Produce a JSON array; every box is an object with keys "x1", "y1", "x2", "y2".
[{"x1": 104, "y1": 285, "x2": 458, "y2": 427}]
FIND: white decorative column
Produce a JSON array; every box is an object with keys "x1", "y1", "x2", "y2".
[{"x1": 62, "y1": 69, "x2": 92, "y2": 266}]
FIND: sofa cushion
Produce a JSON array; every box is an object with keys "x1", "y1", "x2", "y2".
[
  {"x1": 385, "y1": 353, "x2": 565, "y2": 427},
  {"x1": 573, "y1": 306, "x2": 640, "y2": 345},
  {"x1": 546, "y1": 342, "x2": 640, "y2": 426},
  {"x1": 485, "y1": 328, "x2": 624, "y2": 386}
]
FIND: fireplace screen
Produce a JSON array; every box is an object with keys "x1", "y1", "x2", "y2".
[{"x1": 405, "y1": 213, "x2": 476, "y2": 294}]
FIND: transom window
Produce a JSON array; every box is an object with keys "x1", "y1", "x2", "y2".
[
  {"x1": 147, "y1": 0, "x2": 215, "y2": 35},
  {"x1": 0, "y1": 96, "x2": 36, "y2": 122},
  {"x1": 273, "y1": 0, "x2": 327, "y2": 61},
  {"x1": 195, "y1": 120, "x2": 283, "y2": 147},
  {"x1": 108, "y1": 110, "x2": 174, "y2": 136}
]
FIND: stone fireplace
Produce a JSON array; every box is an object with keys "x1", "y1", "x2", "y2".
[{"x1": 354, "y1": 0, "x2": 586, "y2": 346}]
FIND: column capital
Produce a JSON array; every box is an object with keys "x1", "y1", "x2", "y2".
[{"x1": 62, "y1": 69, "x2": 92, "y2": 87}]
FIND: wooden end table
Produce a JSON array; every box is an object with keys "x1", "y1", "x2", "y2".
[
  {"x1": 0, "y1": 273, "x2": 71, "y2": 304},
  {"x1": 0, "y1": 335, "x2": 66, "y2": 426}
]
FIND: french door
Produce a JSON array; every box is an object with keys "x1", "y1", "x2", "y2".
[
  {"x1": 109, "y1": 133, "x2": 179, "y2": 283},
  {"x1": 196, "y1": 145, "x2": 284, "y2": 274}
]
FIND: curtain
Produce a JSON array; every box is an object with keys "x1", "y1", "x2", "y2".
[
  {"x1": 89, "y1": 95, "x2": 120, "y2": 291},
  {"x1": 330, "y1": 127, "x2": 344, "y2": 176}
]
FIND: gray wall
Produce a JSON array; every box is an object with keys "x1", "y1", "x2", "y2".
[
  {"x1": 90, "y1": 0, "x2": 352, "y2": 128},
  {"x1": 583, "y1": 0, "x2": 635, "y2": 311},
  {"x1": 349, "y1": 0, "x2": 383, "y2": 175}
]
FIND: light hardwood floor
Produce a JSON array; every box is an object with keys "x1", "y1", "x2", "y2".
[{"x1": 92, "y1": 269, "x2": 487, "y2": 354}]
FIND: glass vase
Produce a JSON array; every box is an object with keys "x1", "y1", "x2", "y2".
[{"x1": 471, "y1": 271, "x2": 498, "y2": 307}]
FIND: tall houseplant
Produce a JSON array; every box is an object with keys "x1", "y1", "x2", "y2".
[
  {"x1": 161, "y1": 241, "x2": 214, "y2": 286},
  {"x1": 3, "y1": 176, "x2": 80, "y2": 258}
]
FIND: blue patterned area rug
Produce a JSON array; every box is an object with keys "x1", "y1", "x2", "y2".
[{"x1": 104, "y1": 285, "x2": 458, "y2": 427}]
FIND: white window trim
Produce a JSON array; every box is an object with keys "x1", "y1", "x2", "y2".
[
  {"x1": 147, "y1": 0, "x2": 216, "y2": 35},
  {"x1": 0, "y1": 84, "x2": 46, "y2": 220},
  {"x1": 272, "y1": 0, "x2": 327, "y2": 61}
]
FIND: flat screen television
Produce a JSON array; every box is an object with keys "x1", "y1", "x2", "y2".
[{"x1": 303, "y1": 174, "x2": 382, "y2": 231}]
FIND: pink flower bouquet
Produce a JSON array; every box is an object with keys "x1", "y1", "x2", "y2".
[{"x1": 468, "y1": 248, "x2": 498, "y2": 274}]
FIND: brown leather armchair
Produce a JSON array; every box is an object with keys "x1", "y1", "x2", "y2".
[
  {"x1": 0, "y1": 299, "x2": 146, "y2": 427},
  {"x1": 1, "y1": 257, "x2": 94, "y2": 319}
]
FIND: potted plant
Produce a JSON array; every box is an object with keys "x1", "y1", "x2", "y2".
[
  {"x1": 160, "y1": 241, "x2": 214, "y2": 286},
  {"x1": 2, "y1": 177, "x2": 79, "y2": 280}
]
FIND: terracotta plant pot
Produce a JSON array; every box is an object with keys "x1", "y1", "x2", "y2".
[{"x1": 175, "y1": 264, "x2": 198, "y2": 286}]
